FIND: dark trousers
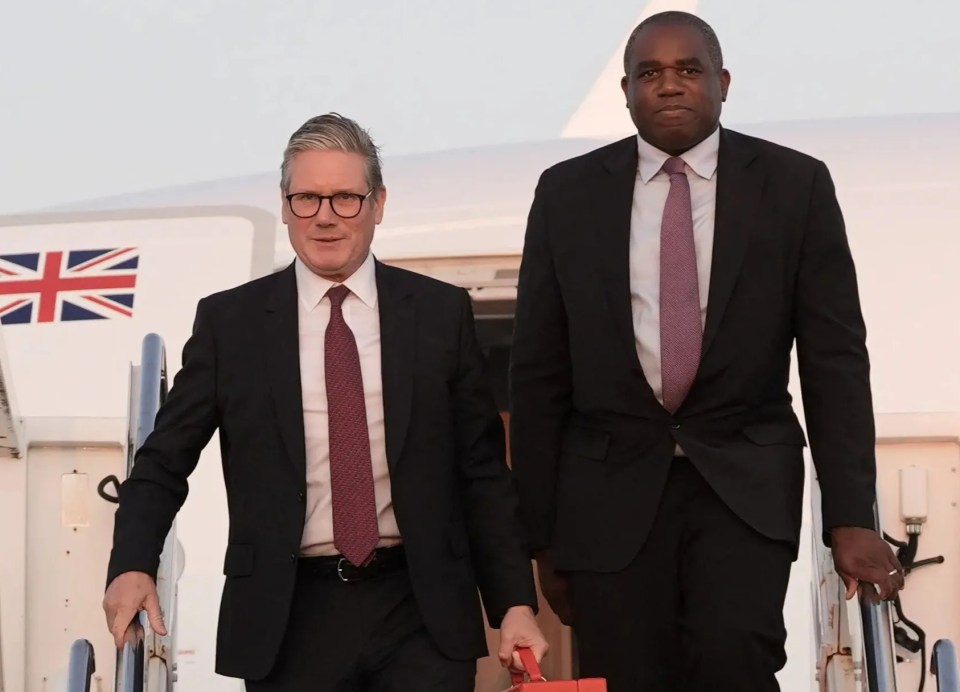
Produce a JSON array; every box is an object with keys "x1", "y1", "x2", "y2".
[
  {"x1": 246, "y1": 561, "x2": 475, "y2": 692},
  {"x1": 569, "y1": 458, "x2": 795, "y2": 692}
]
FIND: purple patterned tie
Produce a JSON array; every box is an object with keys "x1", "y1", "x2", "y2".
[
  {"x1": 659, "y1": 156, "x2": 702, "y2": 414},
  {"x1": 325, "y1": 284, "x2": 379, "y2": 566}
]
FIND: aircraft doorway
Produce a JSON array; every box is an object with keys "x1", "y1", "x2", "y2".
[
  {"x1": 473, "y1": 297, "x2": 577, "y2": 689},
  {"x1": 386, "y1": 256, "x2": 575, "y2": 688}
]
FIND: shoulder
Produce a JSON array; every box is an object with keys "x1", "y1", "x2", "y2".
[
  {"x1": 196, "y1": 267, "x2": 288, "y2": 317},
  {"x1": 376, "y1": 261, "x2": 468, "y2": 306},
  {"x1": 723, "y1": 127, "x2": 825, "y2": 175},
  {"x1": 536, "y1": 136, "x2": 635, "y2": 190}
]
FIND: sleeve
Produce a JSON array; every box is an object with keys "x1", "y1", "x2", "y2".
[
  {"x1": 508, "y1": 175, "x2": 573, "y2": 553},
  {"x1": 452, "y1": 288, "x2": 538, "y2": 626},
  {"x1": 106, "y1": 297, "x2": 220, "y2": 584},
  {"x1": 794, "y1": 160, "x2": 877, "y2": 536}
]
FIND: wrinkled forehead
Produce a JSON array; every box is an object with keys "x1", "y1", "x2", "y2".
[
  {"x1": 627, "y1": 24, "x2": 713, "y2": 70},
  {"x1": 287, "y1": 149, "x2": 368, "y2": 192}
]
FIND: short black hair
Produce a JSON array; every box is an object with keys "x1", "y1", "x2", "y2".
[{"x1": 623, "y1": 11, "x2": 724, "y2": 74}]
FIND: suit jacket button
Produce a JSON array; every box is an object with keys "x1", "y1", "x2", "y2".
[
  {"x1": 671, "y1": 422, "x2": 681, "y2": 430},
  {"x1": 297, "y1": 490, "x2": 304, "y2": 502},
  {"x1": 289, "y1": 553, "x2": 297, "y2": 564}
]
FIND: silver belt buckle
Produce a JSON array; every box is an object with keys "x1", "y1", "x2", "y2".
[
  {"x1": 336, "y1": 557, "x2": 353, "y2": 583},
  {"x1": 337, "y1": 552, "x2": 378, "y2": 582}
]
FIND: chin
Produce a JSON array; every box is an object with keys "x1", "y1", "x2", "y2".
[
  {"x1": 656, "y1": 128, "x2": 699, "y2": 152},
  {"x1": 307, "y1": 249, "x2": 347, "y2": 268},
  {"x1": 304, "y1": 257, "x2": 347, "y2": 278}
]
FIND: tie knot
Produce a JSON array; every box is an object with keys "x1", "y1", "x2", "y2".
[
  {"x1": 326, "y1": 284, "x2": 351, "y2": 308},
  {"x1": 662, "y1": 156, "x2": 686, "y2": 176}
]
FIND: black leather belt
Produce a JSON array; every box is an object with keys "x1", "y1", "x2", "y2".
[{"x1": 298, "y1": 545, "x2": 406, "y2": 582}]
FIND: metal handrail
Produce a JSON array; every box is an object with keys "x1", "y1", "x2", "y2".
[
  {"x1": 129, "y1": 332, "x2": 168, "y2": 473},
  {"x1": 116, "y1": 333, "x2": 170, "y2": 692},
  {"x1": 933, "y1": 639, "x2": 960, "y2": 691},
  {"x1": 66, "y1": 639, "x2": 96, "y2": 692},
  {"x1": 859, "y1": 504, "x2": 899, "y2": 691},
  {"x1": 860, "y1": 586, "x2": 898, "y2": 691},
  {"x1": 116, "y1": 619, "x2": 146, "y2": 692}
]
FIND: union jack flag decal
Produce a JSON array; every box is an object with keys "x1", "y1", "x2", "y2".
[{"x1": 0, "y1": 248, "x2": 139, "y2": 325}]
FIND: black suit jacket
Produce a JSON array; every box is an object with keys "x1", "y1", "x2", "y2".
[
  {"x1": 107, "y1": 261, "x2": 537, "y2": 680},
  {"x1": 509, "y1": 128, "x2": 877, "y2": 572}
]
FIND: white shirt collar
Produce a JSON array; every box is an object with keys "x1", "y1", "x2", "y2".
[
  {"x1": 636, "y1": 126, "x2": 721, "y2": 184},
  {"x1": 294, "y1": 250, "x2": 378, "y2": 312}
]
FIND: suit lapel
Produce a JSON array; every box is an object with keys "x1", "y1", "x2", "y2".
[
  {"x1": 375, "y1": 261, "x2": 414, "y2": 472},
  {"x1": 597, "y1": 137, "x2": 642, "y2": 364},
  {"x1": 702, "y1": 129, "x2": 765, "y2": 357},
  {"x1": 264, "y1": 265, "x2": 307, "y2": 481}
]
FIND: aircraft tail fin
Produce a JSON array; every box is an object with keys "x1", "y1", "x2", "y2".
[{"x1": 561, "y1": 0, "x2": 700, "y2": 140}]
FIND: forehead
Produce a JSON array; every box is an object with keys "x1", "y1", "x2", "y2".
[
  {"x1": 287, "y1": 149, "x2": 367, "y2": 191},
  {"x1": 627, "y1": 24, "x2": 712, "y2": 66}
]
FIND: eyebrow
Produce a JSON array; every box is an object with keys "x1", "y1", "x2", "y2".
[
  {"x1": 290, "y1": 188, "x2": 363, "y2": 195},
  {"x1": 633, "y1": 57, "x2": 706, "y2": 70}
]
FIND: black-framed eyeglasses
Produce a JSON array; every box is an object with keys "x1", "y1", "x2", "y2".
[{"x1": 285, "y1": 190, "x2": 374, "y2": 219}]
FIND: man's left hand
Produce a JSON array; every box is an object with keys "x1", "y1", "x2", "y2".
[
  {"x1": 831, "y1": 526, "x2": 904, "y2": 601},
  {"x1": 498, "y1": 605, "x2": 549, "y2": 671}
]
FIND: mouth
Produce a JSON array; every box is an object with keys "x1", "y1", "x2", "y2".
[
  {"x1": 657, "y1": 104, "x2": 691, "y2": 113},
  {"x1": 312, "y1": 237, "x2": 345, "y2": 244}
]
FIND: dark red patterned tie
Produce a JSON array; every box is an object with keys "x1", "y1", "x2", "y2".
[
  {"x1": 324, "y1": 284, "x2": 379, "y2": 566},
  {"x1": 659, "y1": 156, "x2": 702, "y2": 413}
]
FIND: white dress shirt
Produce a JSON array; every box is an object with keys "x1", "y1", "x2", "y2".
[
  {"x1": 294, "y1": 252, "x2": 400, "y2": 556},
  {"x1": 630, "y1": 128, "x2": 720, "y2": 404}
]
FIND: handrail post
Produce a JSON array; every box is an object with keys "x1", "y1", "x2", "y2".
[
  {"x1": 116, "y1": 619, "x2": 146, "y2": 692},
  {"x1": 66, "y1": 639, "x2": 96, "y2": 692},
  {"x1": 116, "y1": 333, "x2": 172, "y2": 692},
  {"x1": 859, "y1": 586, "x2": 898, "y2": 691},
  {"x1": 130, "y1": 333, "x2": 167, "y2": 475},
  {"x1": 933, "y1": 639, "x2": 960, "y2": 691},
  {"x1": 858, "y1": 504, "x2": 899, "y2": 691}
]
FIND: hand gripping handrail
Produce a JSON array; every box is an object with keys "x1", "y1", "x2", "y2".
[
  {"x1": 859, "y1": 504, "x2": 899, "y2": 691},
  {"x1": 116, "y1": 334, "x2": 175, "y2": 692}
]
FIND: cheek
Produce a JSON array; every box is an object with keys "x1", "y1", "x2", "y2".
[
  {"x1": 288, "y1": 222, "x2": 309, "y2": 249},
  {"x1": 632, "y1": 88, "x2": 657, "y2": 111},
  {"x1": 347, "y1": 227, "x2": 372, "y2": 255},
  {"x1": 697, "y1": 86, "x2": 722, "y2": 113},
  {"x1": 344, "y1": 218, "x2": 375, "y2": 248}
]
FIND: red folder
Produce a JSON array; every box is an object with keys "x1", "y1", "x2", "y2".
[{"x1": 505, "y1": 647, "x2": 607, "y2": 691}]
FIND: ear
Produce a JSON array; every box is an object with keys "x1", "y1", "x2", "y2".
[
  {"x1": 719, "y1": 68, "x2": 731, "y2": 102},
  {"x1": 280, "y1": 189, "x2": 290, "y2": 224},
  {"x1": 621, "y1": 74, "x2": 629, "y2": 105},
  {"x1": 373, "y1": 186, "x2": 387, "y2": 225}
]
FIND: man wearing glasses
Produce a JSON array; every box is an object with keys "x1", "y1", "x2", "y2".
[{"x1": 103, "y1": 113, "x2": 547, "y2": 690}]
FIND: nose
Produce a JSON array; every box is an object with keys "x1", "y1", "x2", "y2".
[
  {"x1": 313, "y1": 198, "x2": 337, "y2": 225},
  {"x1": 656, "y1": 68, "x2": 685, "y2": 96}
]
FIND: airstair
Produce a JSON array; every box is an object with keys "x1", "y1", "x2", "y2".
[{"x1": 0, "y1": 328, "x2": 956, "y2": 691}]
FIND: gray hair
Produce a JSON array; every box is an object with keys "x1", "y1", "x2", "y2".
[
  {"x1": 280, "y1": 113, "x2": 383, "y2": 193},
  {"x1": 623, "y1": 11, "x2": 724, "y2": 74}
]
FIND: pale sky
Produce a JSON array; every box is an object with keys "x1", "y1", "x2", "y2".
[{"x1": 2, "y1": 0, "x2": 958, "y2": 214}]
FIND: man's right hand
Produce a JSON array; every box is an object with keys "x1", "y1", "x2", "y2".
[
  {"x1": 534, "y1": 550, "x2": 574, "y2": 626},
  {"x1": 103, "y1": 571, "x2": 167, "y2": 649}
]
